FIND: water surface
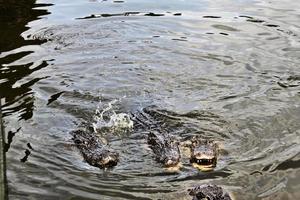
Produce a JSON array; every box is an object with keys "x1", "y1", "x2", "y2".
[{"x1": 0, "y1": 0, "x2": 300, "y2": 199}]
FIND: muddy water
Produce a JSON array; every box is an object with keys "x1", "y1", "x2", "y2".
[{"x1": 0, "y1": 0, "x2": 299, "y2": 199}]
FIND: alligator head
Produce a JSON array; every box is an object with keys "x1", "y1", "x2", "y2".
[
  {"x1": 147, "y1": 131, "x2": 181, "y2": 168},
  {"x1": 189, "y1": 137, "x2": 218, "y2": 170},
  {"x1": 72, "y1": 129, "x2": 119, "y2": 169},
  {"x1": 188, "y1": 184, "x2": 232, "y2": 200},
  {"x1": 83, "y1": 147, "x2": 119, "y2": 168}
]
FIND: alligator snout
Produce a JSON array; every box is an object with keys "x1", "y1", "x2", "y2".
[
  {"x1": 165, "y1": 158, "x2": 179, "y2": 167},
  {"x1": 82, "y1": 146, "x2": 119, "y2": 169},
  {"x1": 72, "y1": 129, "x2": 119, "y2": 169},
  {"x1": 96, "y1": 150, "x2": 119, "y2": 168},
  {"x1": 163, "y1": 150, "x2": 181, "y2": 167},
  {"x1": 189, "y1": 137, "x2": 218, "y2": 170},
  {"x1": 101, "y1": 154, "x2": 118, "y2": 166}
]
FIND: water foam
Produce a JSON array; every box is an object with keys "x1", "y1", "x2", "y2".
[{"x1": 93, "y1": 100, "x2": 133, "y2": 135}]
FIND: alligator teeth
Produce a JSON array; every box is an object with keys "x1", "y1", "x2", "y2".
[{"x1": 195, "y1": 159, "x2": 214, "y2": 165}]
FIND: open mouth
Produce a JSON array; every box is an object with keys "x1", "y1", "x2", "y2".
[
  {"x1": 190, "y1": 157, "x2": 216, "y2": 170},
  {"x1": 192, "y1": 158, "x2": 216, "y2": 165}
]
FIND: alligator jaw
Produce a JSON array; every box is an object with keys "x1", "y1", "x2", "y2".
[
  {"x1": 165, "y1": 162, "x2": 182, "y2": 172},
  {"x1": 191, "y1": 155, "x2": 216, "y2": 165},
  {"x1": 190, "y1": 156, "x2": 216, "y2": 171},
  {"x1": 189, "y1": 137, "x2": 218, "y2": 171},
  {"x1": 162, "y1": 156, "x2": 182, "y2": 170}
]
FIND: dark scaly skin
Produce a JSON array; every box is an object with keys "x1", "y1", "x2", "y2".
[
  {"x1": 71, "y1": 129, "x2": 119, "y2": 168},
  {"x1": 189, "y1": 136, "x2": 218, "y2": 169},
  {"x1": 132, "y1": 107, "x2": 218, "y2": 169},
  {"x1": 188, "y1": 184, "x2": 232, "y2": 200},
  {"x1": 147, "y1": 131, "x2": 181, "y2": 167}
]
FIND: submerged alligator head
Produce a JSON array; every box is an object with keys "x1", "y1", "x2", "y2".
[
  {"x1": 188, "y1": 184, "x2": 232, "y2": 200},
  {"x1": 71, "y1": 129, "x2": 119, "y2": 168},
  {"x1": 188, "y1": 136, "x2": 218, "y2": 170},
  {"x1": 147, "y1": 131, "x2": 181, "y2": 168}
]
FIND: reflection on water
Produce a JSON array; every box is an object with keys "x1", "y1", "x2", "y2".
[
  {"x1": 1, "y1": 0, "x2": 300, "y2": 199},
  {"x1": 0, "y1": 0, "x2": 50, "y2": 52},
  {"x1": 0, "y1": 0, "x2": 51, "y2": 120}
]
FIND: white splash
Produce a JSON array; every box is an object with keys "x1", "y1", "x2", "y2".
[{"x1": 93, "y1": 100, "x2": 133, "y2": 135}]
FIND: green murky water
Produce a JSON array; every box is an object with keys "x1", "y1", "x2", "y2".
[{"x1": 0, "y1": 0, "x2": 299, "y2": 199}]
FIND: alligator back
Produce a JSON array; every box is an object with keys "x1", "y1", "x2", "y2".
[{"x1": 147, "y1": 131, "x2": 181, "y2": 167}]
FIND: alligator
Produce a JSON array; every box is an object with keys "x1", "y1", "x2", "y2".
[
  {"x1": 147, "y1": 131, "x2": 181, "y2": 168},
  {"x1": 71, "y1": 128, "x2": 119, "y2": 169},
  {"x1": 184, "y1": 136, "x2": 219, "y2": 171},
  {"x1": 133, "y1": 108, "x2": 219, "y2": 169},
  {"x1": 188, "y1": 184, "x2": 232, "y2": 200}
]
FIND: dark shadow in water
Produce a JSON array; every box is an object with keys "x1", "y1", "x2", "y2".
[
  {"x1": 77, "y1": 11, "x2": 180, "y2": 19},
  {"x1": 113, "y1": 0, "x2": 125, "y2": 3},
  {"x1": 0, "y1": 56, "x2": 50, "y2": 120},
  {"x1": 0, "y1": 1, "x2": 52, "y2": 170},
  {"x1": 47, "y1": 91, "x2": 65, "y2": 105},
  {"x1": 219, "y1": 32, "x2": 229, "y2": 36},
  {"x1": 264, "y1": 24, "x2": 279, "y2": 27},
  {"x1": 249, "y1": 171, "x2": 263, "y2": 175},
  {"x1": 169, "y1": 170, "x2": 232, "y2": 182},
  {"x1": 0, "y1": 19, "x2": 53, "y2": 115},
  {"x1": 262, "y1": 157, "x2": 300, "y2": 173},
  {"x1": 0, "y1": 1, "x2": 53, "y2": 119},
  {"x1": 77, "y1": 12, "x2": 140, "y2": 19},
  {"x1": 238, "y1": 15, "x2": 253, "y2": 19},
  {"x1": 27, "y1": 142, "x2": 33, "y2": 150},
  {"x1": 20, "y1": 149, "x2": 31, "y2": 163},
  {"x1": 0, "y1": 0, "x2": 52, "y2": 53},
  {"x1": 4, "y1": 127, "x2": 21, "y2": 152},
  {"x1": 272, "y1": 159, "x2": 300, "y2": 171},
  {"x1": 246, "y1": 19, "x2": 265, "y2": 23},
  {"x1": 144, "y1": 12, "x2": 164, "y2": 17},
  {"x1": 203, "y1": 16, "x2": 221, "y2": 18}
]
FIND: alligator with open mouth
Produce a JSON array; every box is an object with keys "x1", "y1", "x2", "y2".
[
  {"x1": 147, "y1": 132, "x2": 219, "y2": 170},
  {"x1": 186, "y1": 136, "x2": 219, "y2": 170},
  {"x1": 72, "y1": 104, "x2": 221, "y2": 170},
  {"x1": 133, "y1": 107, "x2": 220, "y2": 170},
  {"x1": 71, "y1": 128, "x2": 119, "y2": 169}
]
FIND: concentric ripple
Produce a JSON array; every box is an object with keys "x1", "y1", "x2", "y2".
[{"x1": 1, "y1": 0, "x2": 299, "y2": 199}]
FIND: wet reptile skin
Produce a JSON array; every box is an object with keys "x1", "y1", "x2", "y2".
[
  {"x1": 188, "y1": 184, "x2": 232, "y2": 200},
  {"x1": 71, "y1": 129, "x2": 119, "y2": 168},
  {"x1": 147, "y1": 131, "x2": 181, "y2": 167}
]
